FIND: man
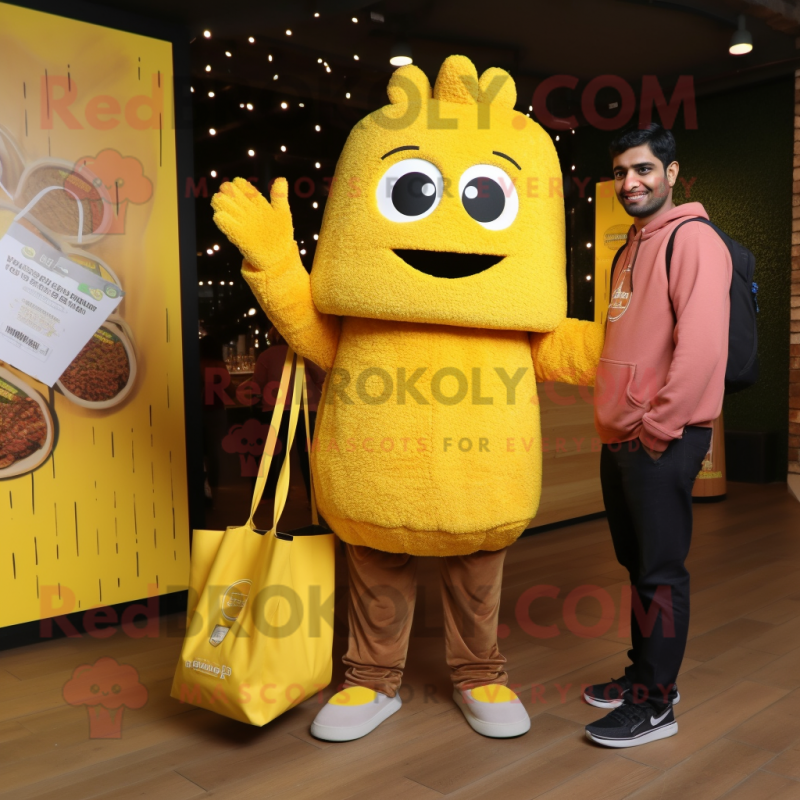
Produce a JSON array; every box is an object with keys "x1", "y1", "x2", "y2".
[{"x1": 584, "y1": 123, "x2": 731, "y2": 747}]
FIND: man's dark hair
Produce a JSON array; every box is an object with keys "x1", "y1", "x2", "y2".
[{"x1": 609, "y1": 123, "x2": 676, "y2": 173}]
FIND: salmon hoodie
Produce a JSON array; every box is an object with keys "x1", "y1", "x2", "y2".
[{"x1": 595, "y1": 201, "x2": 732, "y2": 452}]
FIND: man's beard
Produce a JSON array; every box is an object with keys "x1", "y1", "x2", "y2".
[{"x1": 618, "y1": 188, "x2": 669, "y2": 218}]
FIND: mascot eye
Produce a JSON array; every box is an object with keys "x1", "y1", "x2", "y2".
[
  {"x1": 111, "y1": 684, "x2": 121, "y2": 694},
  {"x1": 458, "y1": 164, "x2": 519, "y2": 231},
  {"x1": 376, "y1": 158, "x2": 443, "y2": 223},
  {"x1": 90, "y1": 684, "x2": 100, "y2": 694}
]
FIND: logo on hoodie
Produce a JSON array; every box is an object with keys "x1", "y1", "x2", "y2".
[{"x1": 608, "y1": 251, "x2": 633, "y2": 322}]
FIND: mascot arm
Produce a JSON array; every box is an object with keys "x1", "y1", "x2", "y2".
[
  {"x1": 212, "y1": 177, "x2": 339, "y2": 371},
  {"x1": 530, "y1": 318, "x2": 605, "y2": 387}
]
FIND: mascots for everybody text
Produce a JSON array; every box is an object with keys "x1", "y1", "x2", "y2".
[{"x1": 212, "y1": 55, "x2": 603, "y2": 741}]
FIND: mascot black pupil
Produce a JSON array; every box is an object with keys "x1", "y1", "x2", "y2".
[
  {"x1": 462, "y1": 177, "x2": 505, "y2": 223},
  {"x1": 391, "y1": 172, "x2": 436, "y2": 216}
]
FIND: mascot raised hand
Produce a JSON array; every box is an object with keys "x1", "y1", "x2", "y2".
[{"x1": 212, "y1": 55, "x2": 603, "y2": 741}]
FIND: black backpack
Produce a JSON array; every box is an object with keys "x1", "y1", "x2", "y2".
[{"x1": 609, "y1": 217, "x2": 759, "y2": 394}]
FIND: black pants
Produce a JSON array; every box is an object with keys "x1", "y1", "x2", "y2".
[{"x1": 600, "y1": 426, "x2": 712, "y2": 711}]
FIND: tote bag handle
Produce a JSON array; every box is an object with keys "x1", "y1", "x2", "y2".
[{"x1": 245, "y1": 347, "x2": 319, "y2": 533}]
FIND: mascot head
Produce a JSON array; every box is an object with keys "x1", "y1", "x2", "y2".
[{"x1": 310, "y1": 55, "x2": 566, "y2": 332}]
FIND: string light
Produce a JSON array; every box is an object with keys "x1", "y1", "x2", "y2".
[
  {"x1": 325, "y1": 66, "x2": 331, "y2": 73},
  {"x1": 315, "y1": 124, "x2": 321, "y2": 131},
  {"x1": 585, "y1": 275, "x2": 592, "y2": 281},
  {"x1": 246, "y1": 103, "x2": 253, "y2": 110},
  {"x1": 213, "y1": 244, "x2": 220, "y2": 251},
  {"x1": 352, "y1": 16, "x2": 358, "y2": 22},
  {"x1": 273, "y1": 74, "x2": 279, "y2": 80},
  {"x1": 248, "y1": 36, "x2": 255, "y2": 43},
  {"x1": 219, "y1": 281, "x2": 224, "y2": 286},
  {"x1": 588, "y1": 197, "x2": 593, "y2": 203},
  {"x1": 199, "y1": 281, "x2": 204, "y2": 285},
  {"x1": 555, "y1": 135, "x2": 560, "y2": 141},
  {"x1": 299, "y1": 103, "x2": 305, "y2": 107},
  {"x1": 229, "y1": 281, "x2": 234, "y2": 285},
  {"x1": 208, "y1": 91, "x2": 215, "y2": 97},
  {"x1": 354, "y1": 54, "x2": 359, "y2": 60},
  {"x1": 268, "y1": 54, "x2": 273, "y2": 61},
  {"x1": 571, "y1": 165, "x2": 575, "y2": 170},
  {"x1": 205, "y1": 65, "x2": 211, "y2": 72},
  {"x1": 345, "y1": 92, "x2": 351, "y2": 99},
  {"x1": 206, "y1": 248, "x2": 213, "y2": 255},
  {"x1": 313, "y1": 233, "x2": 319, "y2": 240},
  {"x1": 248, "y1": 308, "x2": 257, "y2": 316},
  {"x1": 315, "y1": 161, "x2": 321, "y2": 168},
  {"x1": 225, "y1": 51, "x2": 232, "y2": 57},
  {"x1": 312, "y1": 201, "x2": 318, "y2": 208},
  {"x1": 203, "y1": 30, "x2": 211, "y2": 38},
  {"x1": 248, "y1": 149, "x2": 255, "y2": 156},
  {"x1": 285, "y1": 29, "x2": 292, "y2": 35},
  {"x1": 300, "y1": 249, "x2": 307, "y2": 255},
  {"x1": 190, "y1": 86, "x2": 195, "y2": 93},
  {"x1": 281, "y1": 102, "x2": 288, "y2": 109},
  {"x1": 317, "y1": 58, "x2": 323, "y2": 63},
  {"x1": 586, "y1": 243, "x2": 592, "y2": 248},
  {"x1": 209, "y1": 127, "x2": 216, "y2": 135},
  {"x1": 280, "y1": 145, "x2": 286, "y2": 152},
  {"x1": 314, "y1": 11, "x2": 319, "y2": 16}
]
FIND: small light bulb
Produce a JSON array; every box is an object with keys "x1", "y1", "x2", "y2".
[
  {"x1": 555, "y1": 135, "x2": 560, "y2": 141},
  {"x1": 315, "y1": 124, "x2": 321, "y2": 131},
  {"x1": 352, "y1": 16, "x2": 358, "y2": 22},
  {"x1": 313, "y1": 233, "x2": 319, "y2": 240},
  {"x1": 219, "y1": 281, "x2": 224, "y2": 286},
  {"x1": 239, "y1": 103, "x2": 244, "y2": 108},
  {"x1": 205, "y1": 65, "x2": 211, "y2": 72},
  {"x1": 208, "y1": 91, "x2": 215, "y2": 97},
  {"x1": 285, "y1": 29, "x2": 292, "y2": 35},
  {"x1": 585, "y1": 275, "x2": 592, "y2": 281},
  {"x1": 190, "y1": 86, "x2": 195, "y2": 93},
  {"x1": 315, "y1": 161, "x2": 321, "y2": 168},
  {"x1": 529, "y1": 105, "x2": 533, "y2": 111},
  {"x1": 354, "y1": 54, "x2": 359, "y2": 60},
  {"x1": 198, "y1": 281, "x2": 204, "y2": 286},
  {"x1": 255, "y1": 329, "x2": 259, "y2": 334},
  {"x1": 280, "y1": 102, "x2": 288, "y2": 109},
  {"x1": 206, "y1": 248, "x2": 213, "y2": 255},
  {"x1": 225, "y1": 51, "x2": 232, "y2": 57},
  {"x1": 246, "y1": 103, "x2": 253, "y2": 110},
  {"x1": 586, "y1": 243, "x2": 592, "y2": 248},
  {"x1": 268, "y1": 54, "x2": 273, "y2": 61},
  {"x1": 300, "y1": 249, "x2": 307, "y2": 255},
  {"x1": 345, "y1": 92, "x2": 351, "y2": 99},
  {"x1": 314, "y1": 11, "x2": 319, "y2": 17},
  {"x1": 273, "y1": 74, "x2": 278, "y2": 80},
  {"x1": 312, "y1": 201, "x2": 318, "y2": 208},
  {"x1": 571, "y1": 165, "x2": 575, "y2": 170},
  {"x1": 213, "y1": 244, "x2": 220, "y2": 251},
  {"x1": 588, "y1": 197, "x2": 593, "y2": 203},
  {"x1": 209, "y1": 127, "x2": 216, "y2": 135},
  {"x1": 325, "y1": 66, "x2": 331, "y2": 73},
  {"x1": 299, "y1": 103, "x2": 304, "y2": 107},
  {"x1": 248, "y1": 148, "x2": 255, "y2": 156},
  {"x1": 248, "y1": 308, "x2": 257, "y2": 316},
  {"x1": 248, "y1": 36, "x2": 255, "y2": 43},
  {"x1": 317, "y1": 58, "x2": 323, "y2": 63},
  {"x1": 203, "y1": 30, "x2": 211, "y2": 38}
]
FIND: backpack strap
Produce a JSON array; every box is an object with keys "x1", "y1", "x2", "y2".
[
  {"x1": 665, "y1": 217, "x2": 713, "y2": 280},
  {"x1": 609, "y1": 242, "x2": 626, "y2": 298}
]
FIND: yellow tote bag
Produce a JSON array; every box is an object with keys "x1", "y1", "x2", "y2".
[{"x1": 171, "y1": 348, "x2": 335, "y2": 726}]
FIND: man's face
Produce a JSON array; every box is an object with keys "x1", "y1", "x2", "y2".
[{"x1": 612, "y1": 143, "x2": 675, "y2": 218}]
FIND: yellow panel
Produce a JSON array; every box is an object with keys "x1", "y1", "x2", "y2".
[
  {"x1": 593, "y1": 181, "x2": 633, "y2": 325},
  {"x1": 0, "y1": 2, "x2": 190, "y2": 626}
]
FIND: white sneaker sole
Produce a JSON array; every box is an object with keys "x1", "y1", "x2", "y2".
[
  {"x1": 453, "y1": 690, "x2": 531, "y2": 738},
  {"x1": 310, "y1": 694, "x2": 402, "y2": 742},
  {"x1": 586, "y1": 721, "x2": 678, "y2": 748},
  {"x1": 583, "y1": 690, "x2": 681, "y2": 710}
]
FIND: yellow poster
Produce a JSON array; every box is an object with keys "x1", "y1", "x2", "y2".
[
  {"x1": 594, "y1": 180, "x2": 633, "y2": 325},
  {"x1": 0, "y1": 2, "x2": 190, "y2": 627}
]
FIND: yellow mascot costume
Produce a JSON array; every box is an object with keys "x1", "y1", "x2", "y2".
[{"x1": 212, "y1": 55, "x2": 604, "y2": 741}]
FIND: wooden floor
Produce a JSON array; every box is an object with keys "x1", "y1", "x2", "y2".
[{"x1": 2, "y1": 482, "x2": 800, "y2": 800}]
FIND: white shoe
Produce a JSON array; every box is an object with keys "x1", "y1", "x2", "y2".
[
  {"x1": 310, "y1": 687, "x2": 401, "y2": 742},
  {"x1": 454, "y1": 685, "x2": 531, "y2": 738}
]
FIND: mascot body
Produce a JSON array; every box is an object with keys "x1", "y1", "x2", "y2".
[{"x1": 213, "y1": 55, "x2": 603, "y2": 740}]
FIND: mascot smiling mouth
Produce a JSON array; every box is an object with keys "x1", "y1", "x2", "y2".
[{"x1": 393, "y1": 249, "x2": 505, "y2": 279}]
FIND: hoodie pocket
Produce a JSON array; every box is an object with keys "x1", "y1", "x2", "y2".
[{"x1": 594, "y1": 358, "x2": 648, "y2": 438}]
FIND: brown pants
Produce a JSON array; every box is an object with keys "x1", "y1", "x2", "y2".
[{"x1": 343, "y1": 544, "x2": 508, "y2": 696}]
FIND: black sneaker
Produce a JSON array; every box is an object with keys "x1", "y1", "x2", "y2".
[
  {"x1": 583, "y1": 676, "x2": 680, "y2": 709},
  {"x1": 585, "y1": 701, "x2": 677, "y2": 748}
]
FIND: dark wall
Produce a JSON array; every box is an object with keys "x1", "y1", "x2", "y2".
[{"x1": 566, "y1": 77, "x2": 793, "y2": 476}]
